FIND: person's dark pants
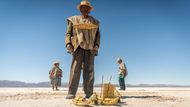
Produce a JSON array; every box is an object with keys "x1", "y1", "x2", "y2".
[
  {"x1": 52, "y1": 77, "x2": 58, "y2": 90},
  {"x1": 68, "y1": 47, "x2": 95, "y2": 97},
  {"x1": 119, "y1": 77, "x2": 125, "y2": 90}
]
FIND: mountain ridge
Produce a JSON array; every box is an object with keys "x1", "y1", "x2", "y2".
[{"x1": 0, "y1": 80, "x2": 190, "y2": 87}]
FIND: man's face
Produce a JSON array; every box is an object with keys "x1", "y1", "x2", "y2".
[
  {"x1": 118, "y1": 60, "x2": 122, "y2": 64},
  {"x1": 80, "y1": 5, "x2": 90, "y2": 16},
  {"x1": 55, "y1": 63, "x2": 59, "y2": 66}
]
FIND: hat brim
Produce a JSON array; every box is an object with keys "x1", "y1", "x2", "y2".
[{"x1": 77, "y1": 4, "x2": 94, "y2": 11}]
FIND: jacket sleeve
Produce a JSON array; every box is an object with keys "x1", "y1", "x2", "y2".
[
  {"x1": 94, "y1": 28, "x2": 100, "y2": 48},
  {"x1": 65, "y1": 21, "x2": 73, "y2": 47},
  {"x1": 124, "y1": 63, "x2": 128, "y2": 76}
]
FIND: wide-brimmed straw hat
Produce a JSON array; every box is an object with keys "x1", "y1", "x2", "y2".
[
  {"x1": 53, "y1": 61, "x2": 60, "y2": 65},
  {"x1": 117, "y1": 58, "x2": 122, "y2": 62},
  {"x1": 77, "y1": 0, "x2": 94, "y2": 11}
]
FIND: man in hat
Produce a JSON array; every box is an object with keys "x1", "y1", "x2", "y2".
[
  {"x1": 49, "y1": 61, "x2": 63, "y2": 91},
  {"x1": 117, "y1": 58, "x2": 128, "y2": 90},
  {"x1": 65, "y1": 0, "x2": 100, "y2": 99}
]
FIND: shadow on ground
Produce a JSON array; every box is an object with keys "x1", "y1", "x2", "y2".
[{"x1": 121, "y1": 95, "x2": 161, "y2": 99}]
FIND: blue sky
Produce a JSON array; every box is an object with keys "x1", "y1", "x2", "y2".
[{"x1": 0, "y1": 0, "x2": 190, "y2": 85}]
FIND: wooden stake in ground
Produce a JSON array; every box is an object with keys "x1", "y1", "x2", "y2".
[
  {"x1": 100, "y1": 76, "x2": 103, "y2": 97},
  {"x1": 107, "y1": 76, "x2": 112, "y2": 97}
]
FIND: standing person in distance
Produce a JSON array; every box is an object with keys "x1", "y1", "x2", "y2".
[
  {"x1": 49, "y1": 61, "x2": 63, "y2": 91},
  {"x1": 117, "y1": 58, "x2": 128, "y2": 90}
]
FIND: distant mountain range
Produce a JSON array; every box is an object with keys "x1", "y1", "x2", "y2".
[
  {"x1": 0, "y1": 80, "x2": 190, "y2": 87},
  {"x1": 0, "y1": 80, "x2": 67, "y2": 87}
]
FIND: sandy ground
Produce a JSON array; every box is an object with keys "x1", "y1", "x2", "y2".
[{"x1": 0, "y1": 87, "x2": 190, "y2": 107}]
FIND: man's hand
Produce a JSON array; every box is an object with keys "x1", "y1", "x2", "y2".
[
  {"x1": 91, "y1": 45, "x2": 99, "y2": 55},
  {"x1": 93, "y1": 45, "x2": 99, "y2": 51},
  {"x1": 66, "y1": 44, "x2": 73, "y2": 53}
]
